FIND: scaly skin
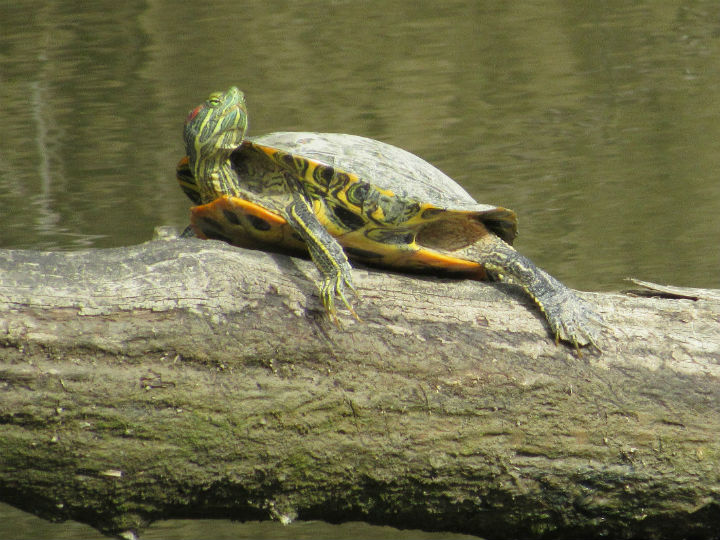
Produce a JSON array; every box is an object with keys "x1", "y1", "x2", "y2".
[
  {"x1": 183, "y1": 87, "x2": 248, "y2": 203},
  {"x1": 181, "y1": 87, "x2": 603, "y2": 350},
  {"x1": 284, "y1": 191, "x2": 358, "y2": 322},
  {"x1": 463, "y1": 235, "x2": 602, "y2": 349},
  {"x1": 183, "y1": 87, "x2": 357, "y2": 319}
]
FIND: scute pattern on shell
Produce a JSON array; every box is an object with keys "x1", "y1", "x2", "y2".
[{"x1": 250, "y1": 132, "x2": 497, "y2": 213}]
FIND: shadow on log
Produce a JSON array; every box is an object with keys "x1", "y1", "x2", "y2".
[{"x1": 0, "y1": 235, "x2": 719, "y2": 539}]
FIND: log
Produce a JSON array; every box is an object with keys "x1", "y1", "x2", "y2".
[{"x1": 0, "y1": 234, "x2": 718, "y2": 539}]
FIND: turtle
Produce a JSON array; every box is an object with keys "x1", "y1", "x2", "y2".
[{"x1": 177, "y1": 86, "x2": 602, "y2": 349}]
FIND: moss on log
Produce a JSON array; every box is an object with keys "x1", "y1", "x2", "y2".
[{"x1": 0, "y1": 236, "x2": 719, "y2": 539}]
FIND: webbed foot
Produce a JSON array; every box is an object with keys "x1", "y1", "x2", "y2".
[
  {"x1": 538, "y1": 286, "x2": 604, "y2": 351},
  {"x1": 319, "y1": 269, "x2": 360, "y2": 325},
  {"x1": 478, "y1": 235, "x2": 604, "y2": 353}
]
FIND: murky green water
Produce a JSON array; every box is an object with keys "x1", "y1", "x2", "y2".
[
  {"x1": 0, "y1": 501, "x2": 479, "y2": 540},
  {"x1": 1, "y1": 0, "x2": 719, "y2": 537},
  {"x1": 3, "y1": 0, "x2": 719, "y2": 291}
]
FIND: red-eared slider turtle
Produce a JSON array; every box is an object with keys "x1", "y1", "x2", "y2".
[{"x1": 177, "y1": 87, "x2": 602, "y2": 349}]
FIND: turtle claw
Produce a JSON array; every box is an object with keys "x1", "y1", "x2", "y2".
[
  {"x1": 544, "y1": 292, "x2": 604, "y2": 355},
  {"x1": 320, "y1": 271, "x2": 360, "y2": 325}
]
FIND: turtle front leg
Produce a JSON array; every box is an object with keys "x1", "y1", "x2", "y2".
[
  {"x1": 284, "y1": 192, "x2": 359, "y2": 322},
  {"x1": 470, "y1": 234, "x2": 603, "y2": 350}
]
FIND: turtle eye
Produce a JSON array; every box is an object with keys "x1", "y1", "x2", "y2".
[{"x1": 207, "y1": 92, "x2": 223, "y2": 107}]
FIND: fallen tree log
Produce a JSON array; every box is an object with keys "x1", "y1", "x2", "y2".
[{"x1": 0, "y1": 235, "x2": 718, "y2": 539}]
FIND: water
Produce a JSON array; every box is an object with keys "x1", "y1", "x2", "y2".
[
  {"x1": 1, "y1": 0, "x2": 719, "y2": 537},
  {"x1": 0, "y1": 502, "x2": 478, "y2": 540},
  {"x1": 2, "y1": 0, "x2": 719, "y2": 290}
]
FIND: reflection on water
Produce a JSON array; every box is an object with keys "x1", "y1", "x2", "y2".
[
  {"x1": 144, "y1": 518, "x2": 480, "y2": 540},
  {"x1": 0, "y1": 502, "x2": 481, "y2": 540},
  {"x1": 1, "y1": 0, "x2": 718, "y2": 290},
  {"x1": 1, "y1": 0, "x2": 719, "y2": 538}
]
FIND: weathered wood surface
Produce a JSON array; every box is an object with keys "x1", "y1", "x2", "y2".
[{"x1": 0, "y1": 236, "x2": 719, "y2": 539}]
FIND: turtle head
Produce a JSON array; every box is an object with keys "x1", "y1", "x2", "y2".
[{"x1": 184, "y1": 87, "x2": 248, "y2": 173}]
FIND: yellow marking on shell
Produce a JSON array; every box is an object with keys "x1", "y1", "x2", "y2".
[
  {"x1": 304, "y1": 160, "x2": 320, "y2": 177},
  {"x1": 331, "y1": 184, "x2": 359, "y2": 213},
  {"x1": 367, "y1": 207, "x2": 383, "y2": 222},
  {"x1": 256, "y1": 142, "x2": 366, "y2": 194},
  {"x1": 310, "y1": 199, "x2": 343, "y2": 236},
  {"x1": 331, "y1": 217, "x2": 484, "y2": 273}
]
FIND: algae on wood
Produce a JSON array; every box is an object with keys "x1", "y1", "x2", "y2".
[{"x1": 0, "y1": 237, "x2": 719, "y2": 539}]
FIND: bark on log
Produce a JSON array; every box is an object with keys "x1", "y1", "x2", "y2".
[{"x1": 0, "y1": 235, "x2": 719, "y2": 539}]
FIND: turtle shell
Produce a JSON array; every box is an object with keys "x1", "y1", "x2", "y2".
[
  {"x1": 181, "y1": 88, "x2": 601, "y2": 348},
  {"x1": 183, "y1": 131, "x2": 519, "y2": 274},
  {"x1": 248, "y1": 132, "x2": 518, "y2": 245}
]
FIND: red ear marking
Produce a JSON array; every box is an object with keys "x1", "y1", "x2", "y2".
[{"x1": 186, "y1": 104, "x2": 204, "y2": 123}]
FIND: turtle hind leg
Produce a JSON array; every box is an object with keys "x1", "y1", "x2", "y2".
[{"x1": 468, "y1": 234, "x2": 603, "y2": 350}]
